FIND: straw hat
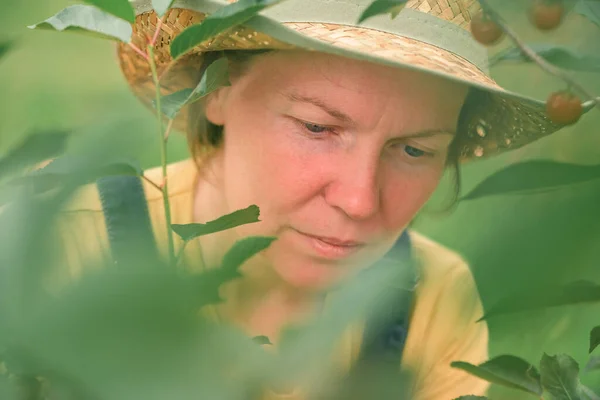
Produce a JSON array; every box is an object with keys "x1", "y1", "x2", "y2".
[{"x1": 117, "y1": 0, "x2": 589, "y2": 161}]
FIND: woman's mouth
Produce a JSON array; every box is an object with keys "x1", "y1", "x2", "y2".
[{"x1": 293, "y1": 229, "x2": 366, "y2": 260}]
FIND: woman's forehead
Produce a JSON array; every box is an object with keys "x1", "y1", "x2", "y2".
[
  {"x1": 237, "y1": 51, "x2": 468, "y2": 129},
  {"x1": 242, "y1": 51, "x2": 467, "y2": 105}
]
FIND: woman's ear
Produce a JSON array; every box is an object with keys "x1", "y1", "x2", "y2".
[{"x1": 204, "y1": 86, "x2": 230, "y2": 126}]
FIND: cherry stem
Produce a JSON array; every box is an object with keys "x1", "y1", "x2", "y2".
[
  {"x1": 128, "y1": 43, "x2": 149, "y2": 61},
  {"x1": 478, "y1": 0, "x2": 599, "y2": 110},
  {"x1": 150, "y1": 16, "x2": 164, "y2": 48}
]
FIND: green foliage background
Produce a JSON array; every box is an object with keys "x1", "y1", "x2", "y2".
[{"x1": 1, "y1": 0, "x2": 600, "y2": 398}]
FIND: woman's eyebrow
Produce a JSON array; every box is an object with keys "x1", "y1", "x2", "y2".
[
  {"x1": 283, "y1": 91, "x2": 456, "y2": 137},
  {"x1": 284, "y1": 92, "x2": 355, "y2": 124}
]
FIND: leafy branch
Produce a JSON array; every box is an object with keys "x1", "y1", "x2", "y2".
[{"x1": 478, "y1": 0, "x2": 599, "y2": 111}]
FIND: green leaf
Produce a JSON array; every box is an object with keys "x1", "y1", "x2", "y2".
[
  {"x1": 0, "y1": 131, "x2": 70, "y2": 181},
  {"x1": 82, "y1": 0, "x2": 135, "y2": 23},
  {"x1": 252, "y1": 335, "x2": 272, "y2": 345},
  {"x1": 152, "y1": 0, "x2": 176, "y2": 17},
  {"x1": 591, "y1": 326, "x2": 600, "y2": 354},
  {"x1": 453, "y1": 397, "x2": 489, "y2": 400},
  {"x1": 170, "y1": 0, "x2": 284, "y2": 59},
  {"x1": 479, "y1": 280, "x2": 600, "y2": 321},
  {"x1": 171, "y1": 205, "x2": 261, "y2": 241},
  {"x1": 490, "y1": 44, "x2": 600, "y2": 72},
  {"x1": 154, "y1": 57, "x2": 230, "y2": 119},
  {"x1": 357, "y1": 0, "x2": 408, "y2": 24},
  {"x1": 28, "y1": 5, "x2": 133, "y2": 43},
  {"x1": 540, "y1": 353, "x2": 583, "y2": 400},
  {"x1": 451, "y1": 355, "x2": 542, "y2": 395},
  {"x1": 462, "y1": 161, "x2": 600, "y2": 201},
  {"x1": 584, "y1": 356, "x2": 600, "y2": 373},
  {"x1": 581, "y1": 384, "x2": 600, "y2": 400},
  {"x1": 221, "y1": 236, "x2": 276, "y2": 274},
  {"x1": 576, "y1": 0, "x2": 600, "y2": 28},
  {"x1": 0, "y1": 40, "x2": 14, "y2": 61},
  {"x1": 19, "y1": 155, "x2": 143, "y2": 192}
]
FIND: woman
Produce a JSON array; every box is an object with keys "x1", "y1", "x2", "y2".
[{"x1": 51, "y1": 0, "x2": 575, "y2": 398}]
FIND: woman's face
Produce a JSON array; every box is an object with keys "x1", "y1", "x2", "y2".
[{"x1": 204, "y1": 50, "x2": 468, "y2": 290}]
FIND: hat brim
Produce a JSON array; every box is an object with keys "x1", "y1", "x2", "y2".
[{"x1": 120, "y1": 0, "x2": 593, "y2": 161}]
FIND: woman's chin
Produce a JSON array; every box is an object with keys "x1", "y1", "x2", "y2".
[{"x1": 272, "y1": 259, "x2": 348, "y2": 291}]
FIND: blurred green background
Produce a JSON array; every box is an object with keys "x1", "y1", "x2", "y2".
[{"x1": 1, "y1": 0, "x2": 599, "y2": 398}]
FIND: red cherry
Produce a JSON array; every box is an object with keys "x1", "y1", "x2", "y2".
[
  {"x1": 470, "y1": 12, "x2": 504, "y2": 46},
  {"x1": 546, "y1": 91, "x2": 583, "y2": 125}
]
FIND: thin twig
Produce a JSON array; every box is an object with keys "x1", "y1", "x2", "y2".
[
  {"x1": 148, "y1": 44, "x2": 176, "y2": 266},
  {"x1": 150, "y1": 16, "x2": 165, "y2": 48},
  {"x1": 479, "y1": 0, "x2": 600, "y2": 110},
  {"x1": 164, "y1": 118, "x2": 174, "y2": 142},
  {"x1": 142, "y1": 174, "x2": 162, "y2": 192},
  {"x1": 127, "y1": 42, "x2": 149, "y2": 61},
  {"x1": 175, "y1": 241, "x2": 188, "y2": 267}
]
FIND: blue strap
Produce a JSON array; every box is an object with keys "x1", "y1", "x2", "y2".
[
  {"x1": 96, "y1": 175, "x2": 159, "y2": 267},
  {"x1": 358, "y1": 230, "x2": 417, "y2": 366}
]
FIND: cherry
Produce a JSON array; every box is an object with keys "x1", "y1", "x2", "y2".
[
  {"x1": 546, "y1": 91, "x2": 583, "y2": 125},
  {"x1": 470, "y1": 12, "x2": 504, "y2": 46},
  {"x1": 529, "y1": 0, "x2": 564, "y2": 31}
]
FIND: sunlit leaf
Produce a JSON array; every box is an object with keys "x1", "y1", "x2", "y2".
[
  {"x1": 461, "y1": 161, "x2": 600, "y2": 201},
  {"x1": 591, "y1": 326, "x2": 600, "y2": 354},
  {"x1": 451, "y1": 355, "x2": 542, "y2": 395},
  {"x1": 154, "y1": 57, "x2": 230, "y2": 119},
  {"x1": 28, "y1": 5, "x2": 133, "y2": 43},
  {"x1": 0, "y1": 131, "x2": 70, "y2": 181},
  {"x1": 82, "y1": 0, "x2": 135, "y2": 23},
  {"x1": 479, "y1": 280, "x2": 600, "y2": 321},
  {"x1": 221, "y1": 236, "x2": 276, "y2": 274},
  {"x1": 540, "y1": 353, "x2": 583, "y2": 400},
  {"x1": 252, "y1": 335, "x2": 272, "y2": 345},
  {"x1": 490, "y1": 44, "x2": 600, "y2": 71},
  {"x1": 357, "y1": 0, "x2": 408, "y2": 23},
  {"x1": 171, "y1": 205, "x2": 260, "y2": 241},
  {"x1": 170, "y1": 0, "x2": 284, "y2": 59},
  {"x1": 576, "y1": 0, "x2": 600, "y2": 28},
  {"x1": 152, "y1": 0, "x2": 176, "y2": 17}
]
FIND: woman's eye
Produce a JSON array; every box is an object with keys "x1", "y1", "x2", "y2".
[
  {"x1": 303, "y1": 122, "x2": 330, "y2": 134},
  {"x1": 404, "y1": 145, "x2": 427, "y2": 158}
]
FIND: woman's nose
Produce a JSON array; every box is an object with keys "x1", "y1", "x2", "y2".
[{"x1": 323, "y1": 159, "x2": 380, "y2": 221}]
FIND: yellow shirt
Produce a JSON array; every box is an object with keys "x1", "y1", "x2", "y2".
[{"x1": 50, "y1": 158, "x2": 490, "y2": 400}]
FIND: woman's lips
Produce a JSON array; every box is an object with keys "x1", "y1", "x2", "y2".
[{"x1": 293, "y1": 229, "x2": 366, "y2": 259}]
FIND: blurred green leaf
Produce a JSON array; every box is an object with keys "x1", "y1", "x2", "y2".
[
  {"x1": 28, "y1": 5, "x2": 133, "y2": 43},
  {"x1": 451, "y1": 355, "x2": 542, "y2": 395},
  {"x1": 171, "y1": 204, "x2": 260, "y2": 241},
  {"x1": 20, "y1": 155, "x2": 143, "y2": 191},
  {"x1": 585, "y1": 356, "x2": 600, "y2": 373},
  {"x1": 591, "y1": 326, "x2": 600, "y2": 354},
  {"x1": 453, "y1": 396, "x2": 489, "y2": 400},
  {"x1": 540, "y1": 353, "x2": 583, "y2": 400},
  {"x1": 153, "y1": 0, "x2": 176, "y2": 17},
  {"x1": 82, "y1": 0, "x2": 135, "y2": 23},
  {"x1": 0, "y1": 131, "x2": 70, "y2": 181},
  {"x1": 357, "y1": 0, "x2": 408, "y2": 23},
  {"x1": 221, "y1": 236, "x2": 276, "y2": 274},
  {"x1": 581, "y1": 384, "x2": 600, "y2": 400},
  {"x1": 0, "y1": 40, "x2": 14, "y2": 62},
  {"x1": 576, "y1": 0, "x2": 600, "y2": 28},
  {"x1": 252, "y1": 335, "x2": 272, "y2": 345},
  {"x1": 461, "y1": 161, "x2": 600, "y2": 201},
  {"x1": 479, "y1": 280, "x2": 600, "y2": 321},
  {"x1": 490, "y1": 44, "x2": 600, "y2": 71},
  {"x1": 155, "y1": 57, "x2": 230, "y2": 119},
  {"x1": 170, "y1": 0, "x2": 284, "y2": 59}
]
